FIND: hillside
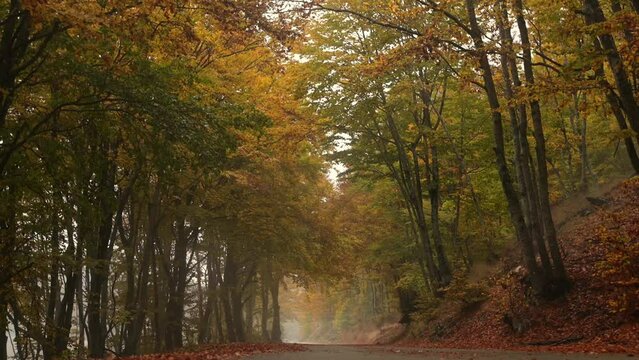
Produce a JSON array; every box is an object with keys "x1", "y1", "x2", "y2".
[{"x1": 400, "y1": 177, "x2": 639, "y2": 354}]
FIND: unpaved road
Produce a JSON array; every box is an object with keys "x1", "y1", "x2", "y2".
[{"x1": 248, "y1": 345, "x2": 635, "y2": 360}]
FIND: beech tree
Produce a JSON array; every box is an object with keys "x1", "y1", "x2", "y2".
[
  {"x1": 299, "y1": 0, "x2": 638, "y2": 297},
  {"x1": 1, "y1": 0, "x2": 637, "y2": 357}
]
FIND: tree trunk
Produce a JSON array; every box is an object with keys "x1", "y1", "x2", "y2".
[
  {"x1": 383, "y1": 107, "x2": 442, "y2": 289},
  {"x1": 164, "y1": 216, "x2": 189, "y2": 351},
  {"x1": 373, "y1": 106, "x2": 440, "y2": 292},
  {"x1": 610, "y1": 0, "x2": 635, "y2": 45},
  {"x1": 231, "y1": 286, "x2": 245, "y2": 342},
  {"x1": 591, "y1": 37, "x2": 639, "y2": 173},
  {"x1": 223, "y1": 242, "x2": 248, "y2": 343},
  {"x1": 429, "y1": 141, "x2": 451, "y2": 281},
  {"x1": 464, "y1": 0, "x2": 545, "y2": 293},
  {"x1": 567, "y1": 93, "x2": 592, "y2": 188},
  {"x1": 52, "y1": 257, "x2": 78, "y2": 357},
  {"x1": 214, "y1": 253, "x2": 224, "y2": 343},
  {"x1": 49, "y1": 215, "x2": 80, "y2": 359},
  {"x1": 222, "y1": 247, "x2": 238, "y2": 343},
  {"x1": 269, "y1": 272, "x2": 281, "y2": 343},
  {"x1": 87, "y1": 246, "x2": 109, "y2": 358},
  {"x1": 584, "y1": 0, "x2": 639, "y2": 138},
  {"x1": 497, "y1": 0, "x2": 542, "y2": 266},
  {"x1": 513, "y1": 0, "x2": 567, "y2": 286},
  {"x1": 87, "y1": 174, "x2": 116, "y2": 358},
  {"x1": 0, "y1": 296, "x2": 7, "y2": 360},
  {"x1": 0, "y1": 0, "x2": 31, "y2": 130},
  {"x1": 260, "y1": 271, "x2": 270, "y2": 341},
  {"x1": 76, "y1": 259, "x2": 85, "y2": 356},
  {"x1": 152, "y1": 246, "x2": 166, "y2": 353},
  {"x1": 556, "y1": 97, "x2": 576, "y2": 191},
  {"x1": 122, "y1": 195, "x2": 155, "y2": 355},
  {"x1": 396, "y1": 287, "x2": 417, "y2": 324},
  {"x1": 221, "y1": 286, "x2": 236, "y2": 342},
  {"x1": 162, "y1": 188, "x2": 196, "y2": 351},
  {"x1": 245, "y1": 278, "x2": 256, "y2": 340},
  {"x1": 419, "y1": 88, "x2": 452, "y2": 285},
  {"x1": 198, "y1": 244, "x2": 218, "y2": 345},
  {"x1": 44, "y1": 221, "x2": 61, "y2": 360},
  {"x1": 607, "y1": 92, "x2": 639, "y2": 172}
]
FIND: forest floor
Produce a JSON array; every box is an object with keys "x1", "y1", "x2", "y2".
[
  {"x1": 247, "y1": 345, "x2": 635, "y2": 359},
  {"x1": 116, "y1": 343, "x2": 306, "y2": 360},
  {"x1": 398, "y1": 175, "x2": 639, "y2": 354},
  {"x1": 117, "y1": 344, "x2": 636, "y2": 360}
]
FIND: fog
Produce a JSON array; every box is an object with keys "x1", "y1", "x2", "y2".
[{"x1": 278, "y1": 281, "x2": 404, "y2": 345}]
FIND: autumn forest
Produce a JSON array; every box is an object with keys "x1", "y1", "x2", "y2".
[{"x1": 1, "y1": 0, "x2": 638, "y2": 359}]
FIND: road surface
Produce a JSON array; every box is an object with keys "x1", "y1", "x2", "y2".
[{"x1": 248, "y1": 345, "x2": 635, "y2": 360}]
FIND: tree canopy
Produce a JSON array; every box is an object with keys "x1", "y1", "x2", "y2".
[{"x1": 1, "y1": 0, "x2": 638, "y2": 358}]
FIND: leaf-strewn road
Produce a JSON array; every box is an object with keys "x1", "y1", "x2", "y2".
[{"x1": 248, "y1": 345, "x2": 635, "y2": 360}]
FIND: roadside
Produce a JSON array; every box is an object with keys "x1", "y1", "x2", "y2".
[
  {"x1": 116, "y1": 343, "x2": 305, "y2": 360},
  {"x1": 247, "y1": 345, "x2": 637, "y2": 360},
  {"x1": 396, "y1": 176, "x2": 639, "y2": 354}
]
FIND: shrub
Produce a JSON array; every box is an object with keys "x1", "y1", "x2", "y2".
[{"x1": 445, "y1": 276, "x2": 488, "y2": 309}]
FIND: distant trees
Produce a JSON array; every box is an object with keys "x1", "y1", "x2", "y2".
[
  {"x1": 0, "y1": 1, "x2": 340, "y2": 359},
  {"x1": 300, "y1": 0, "x2": 638, "y2": 309}
]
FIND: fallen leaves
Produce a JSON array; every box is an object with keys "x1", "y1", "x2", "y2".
[
  {"x1": 400, "y1": 177, "x2": 639, "y2": 354},
  {"x1": 117, "y1": 343, "x2": 306, "y2": 360}
]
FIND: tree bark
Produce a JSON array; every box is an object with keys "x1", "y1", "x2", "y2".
[
  {"x1": 164, "y1": 218, "x2": 188, "y2": 351},
  {"x1": 371, "y1": 103, "x2": 440, "y2": 292},
  {"x1": 214, "y1": 253, "x2": 224, "y2": 343},
  {"x1": 87, "y1": 144, "x2": 117, "y2": 359},
  {"x1": 198, "y1": 241, "x2": 219, "y2": 345},
  {"x1": 419, "y1": 88, "x2": 452, "y2": 285},
  {"x1": 591, "y1": 38, "x2": 639, "y2": 173},
  {"x1": 260, "y1": 271, "x2": 270, "y2": 341},
  {"x1": 47, "y1": 213, "x2": 80, "y2": 359},
  {"x1": 44, "y1": 220, "x2": 61, "y2": 360},
  {"x1": 222, "y1": 246, "x2": 238, "y2": 342},
  {"x1": 152, "y1": 244, "x2": 166, "y2": 353},
  {"x1": 122, "y1": 193, "x2": 156, "y2": 355},
  {"x1": 269, "y1": 272, "x2": 281, "y2": 343},
  {"x1": 607, "y1": 92, "x2": 639, "y2": 172},
  {"x1": 464, "y1": 0, "x2": 545, "y2": 293},
  {"x1": 0, "y1": 295, "x2": 7, "y2": 360},
  {"x1": 496, "y1": 0, "x2": 547, "y2": 275},
  {"x1": 75, "y1": 258, "x2": 85, "y2": 356},
  {"x1": 0, "y1": 0, "x2": 32, "y2": 129},
  {"x1": 245, "y1": 278, "x2": 256, "y2": 340},
  {"x1": 513, "y1": 0, "x2": 567, "y2": 285},
  {"x1": 583, "y1": 0, "x2": 639, "y2": 139},
  {"x1": 382, "y1": 105, "x2": 443, "y2": 289}
]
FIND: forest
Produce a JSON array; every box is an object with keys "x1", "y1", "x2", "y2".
[{"x1": 0, "y1": 0, "x2": 638, "y2": 359}]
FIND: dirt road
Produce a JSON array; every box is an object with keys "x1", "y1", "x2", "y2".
[{"x1": 248, "y1": 345, "x2": 635, "y2": 359}]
